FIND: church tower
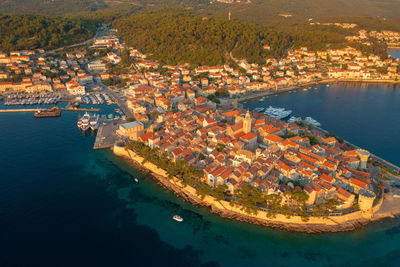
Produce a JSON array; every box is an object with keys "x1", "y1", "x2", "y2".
[{"x1": 243, "y1": 110, "x2": 252, "y2": 134}]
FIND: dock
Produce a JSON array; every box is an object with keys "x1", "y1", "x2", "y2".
[
  {"x1": 0, "y1": 107, "x2": 100, "y2": 113},
  {"x1": 0, "y1": 109, "x2": 43, "y2": 113},
  {"x1": 93, "y1": 123, "x2": 119, "y2": 150}
]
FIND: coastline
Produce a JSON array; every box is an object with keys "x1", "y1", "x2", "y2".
[
  {"x1": 232, "y1": 79, "x2": 399, "y2": 103},
  {"x1": 112, "y1": 145, "x2": 396, "y2": 233}
]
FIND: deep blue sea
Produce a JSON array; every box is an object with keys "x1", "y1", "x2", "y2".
[
  {"x1": 243, "y1": 82, "x2": 400, "y2": 166},
  {"x1": 1, "y1": 51, "x2": 400, "y2": 267}
]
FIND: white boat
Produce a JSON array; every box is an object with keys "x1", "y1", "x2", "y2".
[
  {"x1": 304, "y1": 117, "x2": 321, "y2": 127},
  {"x1": 134, "y1": 178, "x2": 139, "y2": 183},
  {"x1": 81, "y1": 112, "x2": 90, "y2": 124},
  {"x1": 254, "y1": 107, "x2": 264, "y2": 113},
  {"x1": 81, "y1": 124, "x2": 89, "y2": 131},
  {"x1": 78, "y1": 112, "x2": 91, "y2": 130},
  {"x1": 288, "y1": 116, "x2": 302, "y2": 123},
  {"x1": 173, "y1": 214, "x2": 183, "y2": 222},
  {"x1": 89, "y1": 114, "x2": 99, "y2": 130},
  {"x1": 264, "y1": 106, "x2": 292, "y2": 120}
]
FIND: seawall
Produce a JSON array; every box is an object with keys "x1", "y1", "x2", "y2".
[{"x1": 113, "y1": 144, "x2": 392, "y2": 233}]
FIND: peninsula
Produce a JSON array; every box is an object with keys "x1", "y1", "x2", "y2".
[{"x1": 1, "y1": 12, "x2": 400, "y2": 232}]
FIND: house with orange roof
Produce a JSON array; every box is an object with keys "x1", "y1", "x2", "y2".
[
  {"x1": 276, "y1": 161, "x2": 297, "y2": 179},
  {"x1": 278, "y1": 139, "x2": 299, "y2": 151},
  {"x1": 216, "y1": 168, "x2": 234, "y2": 186},
  {"x1": 334, "y1": 185, "x2": 355, "y2": 208},
  {"x1": 304, "y1": 185, "x2": 317, "y2": 205},
  {"x1": 240, "y1": 132, "x2": 258, "y2": 150},
  {"x1": 264, "y1": 134, "x2": 283, "y2": 146},
  {"x1": 208, "y1": 165, "x2": 226, "y2": 186},
  {"x1": 350, "y1": 177, "x2": 369, "y2": 193},
  {"x1": 320, "y1": 173, "x2": 335, "y2": 184}
]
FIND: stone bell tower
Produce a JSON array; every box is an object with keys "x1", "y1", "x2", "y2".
[{"x1": 243, "y1": 110, "x2": 252, "y2": 134}]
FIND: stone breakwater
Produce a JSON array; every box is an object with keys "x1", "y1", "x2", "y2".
[{"x1": 113, "y1": 144, "x2": 392, "y2": 233}]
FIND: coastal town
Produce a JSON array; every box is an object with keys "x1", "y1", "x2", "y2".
[{"x1": 1, "y1": 24, "x2": 400, "y2": 231}]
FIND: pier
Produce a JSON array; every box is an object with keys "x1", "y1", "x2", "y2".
[
  {"x1": 0, "y1": 107, "x2": 100, "y2": 113},
  {"x1": 93, "y1": 123, "x2": 119, "y2": 150},
  {"x1": 0, "y1": 109, "x2": 43, "y2": 113}
]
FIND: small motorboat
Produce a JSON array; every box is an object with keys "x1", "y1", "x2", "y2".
[
  {"x1": 173, "y1": 214, "x2": 183, "y2": 222},
  {"x1": 134, "y1": 178, "x2": 139, "y2": 183}
]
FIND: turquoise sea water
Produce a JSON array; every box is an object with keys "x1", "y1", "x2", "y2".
[{"x1": 1, "y1": 51, "x2": 400, "y2": 267}]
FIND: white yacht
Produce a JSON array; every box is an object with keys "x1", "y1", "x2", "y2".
[
  {"x1": 304, "y1": 117, "x2": 321, "y2": 127},
  {"x1": 173, "y1": 215, "x2": 183, "y2": 222},
  {"x1": 79, "y1": 112, "x2": 91, "y2": 130},
  {"x1": 288, "y1": 116, "x2": 302, "y2": 123},
  {"x1": 89, "y1": 114, "x2": 99, "y2": 130},
  {"x1": 264, "y1": 106, "x2": 292, "y2": 120}
]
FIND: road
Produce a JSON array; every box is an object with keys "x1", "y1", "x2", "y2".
[{"x1": 41, "y1": 25, "x2": 105, "y2": 56}]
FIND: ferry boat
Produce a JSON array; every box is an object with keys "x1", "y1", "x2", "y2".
[
  {"x1": 173, "y1": 214, "x2": 183, "y2": 222},
  {"x1": 34, "y1": 106, "x2": 61, "y2": 118}
]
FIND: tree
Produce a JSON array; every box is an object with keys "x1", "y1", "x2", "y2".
[
  {"x1": 213, "y1": 184, "x2": 228, "y2": 201},
  {"x1": 196, "y1": 183, "x2": 212, "y2": 200}
]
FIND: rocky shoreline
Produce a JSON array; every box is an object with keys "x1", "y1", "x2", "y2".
[{"x1": 113, "y1": 146, "x2": 392, "y2": 233}]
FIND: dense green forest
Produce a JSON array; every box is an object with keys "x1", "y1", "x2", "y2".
[
  {"x1": 0, "y1": 15, "x2": 97, "y2": 52},
  {"x1": 0, "y1": 0, "x2": 108, "y2": 15},
  {"x1": 114, "y1": 11, "x2": 292, "y2": 65},
  {"x1": 114, "y1": 10, "x2": 371, "y2": 66}
]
